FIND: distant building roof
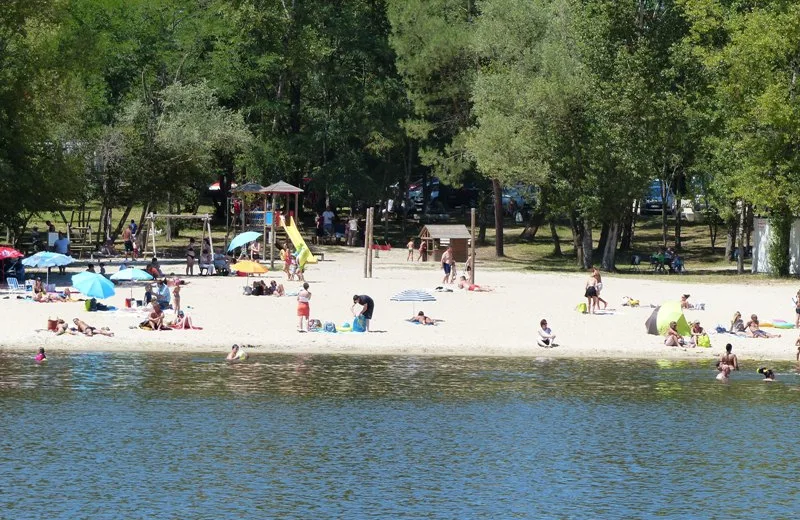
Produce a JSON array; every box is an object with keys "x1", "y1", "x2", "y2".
[
  {"x1": 261, "y1": 180, "x2": 304, "y2": 194},
  {"x1": 419, "y1": 225, "x2": 471, "y2": 240}
]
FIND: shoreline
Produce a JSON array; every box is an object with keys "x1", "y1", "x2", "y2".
[{"x1": 3, "y1": 248, "x2": 798, "y2": 363}]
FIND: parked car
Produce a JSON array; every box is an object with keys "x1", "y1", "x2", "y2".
[{"x1": 640, "y1": 181, "x2": 676, "y2": 215}]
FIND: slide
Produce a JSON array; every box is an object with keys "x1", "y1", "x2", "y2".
[{"x1": 283, "y1": 217, "x2": 318, "y2": 268}]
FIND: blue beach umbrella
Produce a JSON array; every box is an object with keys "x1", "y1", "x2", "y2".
[
  {"x1": 391, "y1": 289, "x2": 437, "y2": 315},
  {"x1": 109, "y1": 268, "x2": 153, "y2": 282},
  {"x1": 72, "y1": 271, "x2": 116, "y2": 299},
  {"x1": 228, "y1": 231, "x2": 262, "y2": 252},
  {"x1": 22, "y1": 252, "x2": 75, "y2": 284}
]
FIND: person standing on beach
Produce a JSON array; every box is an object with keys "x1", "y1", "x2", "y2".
[
  {"x1": 352, "y1": 294, "x2": 374, "y2": 332},
  {"x1": 584, "y1": 271, "x2": 599, "y2": 314},
  {"x1": 122, "y1": 225, "x2": 133, "y2": 261},
  {"x1": 185, "y1": 238, "x2": 196, "y2": 276},
  {"x1": 441, "y1": 247, "x2": 453, "y2": 284},
  {"x1": 591, "y1": 266, "x2": 607, "y2": 310},
  {"x1": 794, "y1": 289, "x2": 800, "y2": 328},
  {"x1": 406, "y1": 238, "x2": 415, "y2": 261},
  {"x1": 297, "y1": 282, "x2": 311, "y2": 332},
  {"x1": 417, "y1": 240, "x2": 427, "y2": 262}
]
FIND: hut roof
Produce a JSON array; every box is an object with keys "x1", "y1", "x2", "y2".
[
  {"x1": 231, "y1": 182, "x2": 265, "y2": 193},
  {"x1": 419, "y1": 224, "x2": 471, "y2": 239},
  {"x1": 261, "y1": 180, "x2": 304, "y2": 194}
]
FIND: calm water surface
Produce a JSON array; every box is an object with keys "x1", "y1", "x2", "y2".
[{"x1": 1, "y1": 351, "x2": 799, "y2": 519}]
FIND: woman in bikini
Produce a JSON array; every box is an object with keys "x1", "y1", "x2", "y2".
[
  {"x1": 457, "y1": 275, "x2": 493, "y2": 292},
  {"x1": 297, "y1": 282, "x2": 311, "y2": 332},
  {"x1": 664, "y1": 321, "x2": 684, "y2": 346},
  {"x1": 730, "y1": 311, "x2": 746, "y2": 333},
  {"x1": 73, "y1": 318, "x2": 114, "y2": 337},
  {"x1": 410, "y1": 311, "x2": 439, "y2": 325}
]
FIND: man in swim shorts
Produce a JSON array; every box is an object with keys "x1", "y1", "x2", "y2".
[
  {"x1": 441, "y1": 247, "x2": 453, "y2": 284},
  {"x1": 352, "y1": 294, "x2": 374, "y2": 332}
]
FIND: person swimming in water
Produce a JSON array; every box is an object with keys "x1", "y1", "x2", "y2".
[
  {"x1": 35, "y1": 347, "x2": 46, "y2": 363},
  {"x1": 226, "y1": 344, "x2": 248, "y2": 361},
  {"x1": 757, "y1": 367, "x2": 776, "y2": 381}
]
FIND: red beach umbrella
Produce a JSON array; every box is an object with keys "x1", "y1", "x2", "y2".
[{"x1": 0, "y1": 246, "x2": 23, "y2": 283}]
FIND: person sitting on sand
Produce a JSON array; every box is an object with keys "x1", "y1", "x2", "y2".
[
  {"x1": 537, "y1": 319, "x2": 557, "y2": 347},
  {"x1": 73, "y1": 318, "x2": 114, "y2": 337},
  {"x1": 664, "y1": 321, "x2": 684, "y2": 347},
  {"x1": 680, "y1": 294, "x2": 693, "y2": 310},
  {"x1": 746, "y1": 314, "x2": 781, "y2": 338},
  {"x1": 168, "y1": 310, "x2": 202, "y2": 330},
  {"x1": 410, "y1": 311, "x2": 439, "y2": 325},
  {"x1": 266, "y1": 280, "x2": 285, "y2": 297},
  {"x1": 457, "y1": 275, "x2": 493, "y2": 292},
  {"x1": 146, "y1": 256, "x2": 164, "y2": 278},
  {"x1": 688, "y1": 320, "x2": 708, "y2": 347},
  {"x1": 144, "y1": 303, "x2": 165, "y2": 330},
  {"x1": 35, "y1": 347, "x2": 46, "y2": 363},
  {"x1": 730, "y1": 311, "x2": 746, "y2": 334},
  {"x1": 758, "y1": 367, "x2": 776, "y2": 381}
]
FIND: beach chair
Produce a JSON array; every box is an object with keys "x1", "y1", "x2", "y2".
[{"x1": 6, "y1": 278, "x2": 22, "y2": 293}]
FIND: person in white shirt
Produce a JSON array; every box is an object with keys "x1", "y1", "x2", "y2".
[
  {"x1": 347, "y1": 215, "x2": 358, "y2": 246},
  {"x1": 537, "y1": 318, "x2": 557, "y2": 348}
]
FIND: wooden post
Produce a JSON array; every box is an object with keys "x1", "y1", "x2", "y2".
[
  {"x1": 269, "y1": 209, "x2": 275, "y2": 269},
  {"x1": 367, "y1": 207, "x2": 374, "y2": 278},
  {"x1": 149, "y1": 214, "x2": 157, "y2": 258},
  {"x1": 206, "y1": 216, "x2": 213, "y2": 259},
  {"x1": 363, "y1": 208, "x2": 370, "y2": 278},
  {"x1": 470, "y1": 208, "x2": 476, "y2": 285},
  {"x1": 262, "y1": 196, "x2": 267, "y2": 263}
]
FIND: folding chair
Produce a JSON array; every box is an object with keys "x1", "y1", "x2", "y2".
[{"x1": 6, "y1": 278, "x2": 22, "y2": 293}]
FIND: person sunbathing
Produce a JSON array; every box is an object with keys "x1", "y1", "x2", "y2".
[
  {"x1": 680, "y1": 294, "x2": 693, "y2": 309},
  {"x1": 141, "y1": 303, "x2": 166, "y2": 330},
  {"x1": 457, "y1": 276, "x2": 494, "y2": 292},
  {"x1": 168, "y1": 311, "x2": 202, "y2": 330},
  {"x1": 410, "y1": 311, "x2": 439, "y2": 325},
  {"x1": 746, "y1": 314, "x2": 780, "y2": 338},
  {"x1": 73, "y1": 318, "x2": 114, "y2": 337}
]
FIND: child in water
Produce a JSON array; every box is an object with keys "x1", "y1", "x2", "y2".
[
  {"x1": 757, "y1": 367, "x2": 776, "y2": 381},
  {"x1": 35, "y1": 347, "x2": 46, "y2": 363}
]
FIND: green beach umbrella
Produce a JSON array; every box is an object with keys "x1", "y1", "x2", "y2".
[{"x1": 645, "y1": 300, "x2": 690, "y2": 336}]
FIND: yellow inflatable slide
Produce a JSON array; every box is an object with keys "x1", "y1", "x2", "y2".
[{"x1": 283, "y1": 216, "x2": 318, "y2": 268}]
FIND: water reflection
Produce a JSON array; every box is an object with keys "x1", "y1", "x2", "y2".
[{"x1": 2, "y1": 351, "x2": 800, "y2": 518}]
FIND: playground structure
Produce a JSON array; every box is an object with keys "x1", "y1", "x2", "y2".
[
  {"x1": 144, "y1": 213, "x2": 214, "y2": 259},
  {"x1": 230, "y1": 180, "x2": 309, "y2": 268}
]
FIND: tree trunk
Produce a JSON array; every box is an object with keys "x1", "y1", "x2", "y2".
[
  {"x1": 581, "y1": 218, "x2": 593, "y2": 269},
  {"x1": 724, "y1": 212, "x2": 738, "y2": 261},
  {"x1": 113, "y1": 204, "x2": 134, "y2": 240},
  {"x1": 492, "y1": 178, "x2": 504, "y2": 257},
  {"x1": 597, "y1": 222, "x2": 609, "y2": 255},
  {"x1": 569, "y1": 214, "x2": 584, "y2": 268},
  {"x1": 601, "y1": 221, "x2": 619, "y2": 271},
  {"x1": 736, "y1": 200, "x2": 745, "y2": 274},
  {"x1": 549, "y1": 220, "x2": 562, "y2": 256},
  {"x1": 674, "y1": 195, "x2": 682, "y2": 248},
  {"x1": 707, "y1": 216, "x2": 719, "y2": 254},
  {"x1": 619, "y1": 203, "x2": 634, "y2": 252}
]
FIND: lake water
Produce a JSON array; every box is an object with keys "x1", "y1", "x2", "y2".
[{"x1": 2, "y1": 352, "x2": 799, "y2": 519}]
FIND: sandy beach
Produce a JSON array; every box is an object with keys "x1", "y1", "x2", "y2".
[{"x1": 2, "y1": 247, "x2": 798, "y2": 361}]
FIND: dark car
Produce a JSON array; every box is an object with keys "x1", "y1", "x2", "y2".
[{"x1": 640, "y1": 182, "x2": 675, "y2": 215}]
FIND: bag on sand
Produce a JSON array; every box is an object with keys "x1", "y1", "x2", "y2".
[
  {"x1": 352, "y1": 315, "x2": 367, "y2": 332},
  {"x1": 697, "y1": 334, "x2": 711, "y2": 348},
  {"x1": 575, "y1": 302, "x2": 587, "y2": 314},
  {"x1": 308, "y1": 319, "x2": 322, "y2": 332},
  {"x1": 324, "y1": 321, "x2": 337, "y2": 333}
]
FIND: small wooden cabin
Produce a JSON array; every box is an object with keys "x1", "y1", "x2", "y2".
[{"x1": 418, "y1": 224, "x2": 471, "y2": 262}]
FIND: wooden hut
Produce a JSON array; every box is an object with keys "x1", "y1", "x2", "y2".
[{"x1": 418, "y1": 224, "x2": 471, "y2": 262}]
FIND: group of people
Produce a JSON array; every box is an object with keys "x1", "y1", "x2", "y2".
[
  {"x1": 280, "y1": 243, "x2": 305, "y2": 281},
  {"x1": 664, "y1": 319, "x2": 710, "y2": 347},
  {"x1": 49, "y1": 317, "x2": 115, "y2": 337},
  {"x1": 249, "y1": 280, "x2": 285, "y2": 297},
  {"x1": 313, "y1": 206, "x2": 359, "y2": 246},
  {"x1": 729, "y1": 311, "x2": 782, "y2": 338}
]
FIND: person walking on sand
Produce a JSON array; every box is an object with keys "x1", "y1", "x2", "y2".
[
  {"x1": 406, "y1": 238, "x2": 415, "y2": 261},
  {"x1": 297, "y1": 282, "x2": 311, "y2": 332},
  {"x1": 441, "y1": 247, "x2": 454, "y2": 284},
  {"x1": 352, "y1": 294, "x2": 375, "y2": 332},
  {"x1": 584, "y1": 272, "x2": 599, "y2": 314},
  {"x1": 591, "y1": 266, "x2": 607, "y2": 310},
  {"x1": 122, "y1": 225, "x2": 133, "y2": 261}
]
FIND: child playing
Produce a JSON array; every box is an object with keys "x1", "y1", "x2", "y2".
[
  {"x1": 406, "y1": 238, "x2": 415, "y2": 261},
  {"x1": 35, "y1": 347, "x2": 47, "y2": 363}
]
